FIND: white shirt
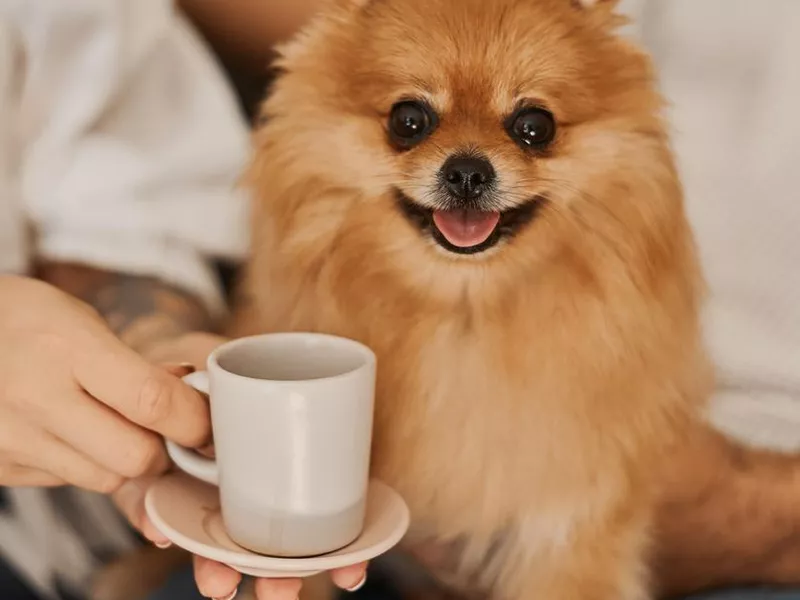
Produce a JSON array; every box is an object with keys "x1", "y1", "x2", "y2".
[
  {"x1": 0, "y1": 1, "x2": 250, "y2": 596},
  {"x1": 621, "y1": 0, "x2": 800, "y2": 450},
  {"x1": 0, "y1": 0, "x2": 250, "y2": 313}
]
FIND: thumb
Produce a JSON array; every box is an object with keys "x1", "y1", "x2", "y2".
[{"x1": 75, "y1": 339, "x2": 211, "y2": 448}]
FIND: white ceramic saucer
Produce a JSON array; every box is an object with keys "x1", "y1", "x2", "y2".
[{"x1": 145, "y1": 472, "x2": 410, "y2": 578}]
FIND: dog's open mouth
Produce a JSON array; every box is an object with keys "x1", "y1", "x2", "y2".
[
  {"x1": 395, "y1": 189, "x2": 543, "y2": 255},
  {"x1": 433, "y1": 210, "x2": 500, "y2": 248}
]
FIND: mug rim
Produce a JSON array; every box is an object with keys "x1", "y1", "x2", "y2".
[{"x1": 207, "y1": 332, "x2": 376, "y2": 385}]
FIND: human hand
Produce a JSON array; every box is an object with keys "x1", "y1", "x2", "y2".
[
  {"x1": 0, "y1": 275, "x2": 210, "y2": 490},
  {"x1": 138, "y1": 331, "x2": 228, "y2": 369},
  {"x1": 114, "y1": 455, "x2": 369, "y2": 600},
  {"x1": 119, "y1": 331, "x2": 371, "y2": 599},
  {"x1": 191, "y1": 556, "x2": 368, "y2": 600}
]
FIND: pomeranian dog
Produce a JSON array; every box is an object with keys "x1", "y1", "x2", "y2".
[{"x1": 233, "y1": 0, "x2": 712, "y2": 598}]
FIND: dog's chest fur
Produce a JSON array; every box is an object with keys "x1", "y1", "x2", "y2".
[{"x1": 235, "y1": 266, "x2": 633, "y2": 572}]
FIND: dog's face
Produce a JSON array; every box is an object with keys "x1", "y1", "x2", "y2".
[
  {"x1": 259, "y1": 0, "x2": 681, "y2": 303},
  {"x1": 355, "y1": 0, "x2": 624, "y2": 258}
]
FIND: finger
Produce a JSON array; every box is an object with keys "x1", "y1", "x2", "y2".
[
  {"x1": 193, "y1": 555, "x2": 242, "y2": 600},
  {"x1": 254, "y1": 577, "x2": 303, "y2": 600},
  {"x1": 74, "y1": 341, "x2": 211, "y2": 447},
  {"x1": 140, "y1": 510, "x2": 171, "y2": 547},
  {"x1": 0, "y1": 419, "x2": 122, "y2": 493},
  {"x1": 159, "y1": 367, "x2": 215, "y2": 459},
  {"x1": 34, "y1": 436, "x2": 122, "y2": 493},
  {"x1": 111, "y1": 477, "x2": 147, "y2": 526},
  {"x1": 162, "y1": 364, "x2": 197, "y2": 378},
  {"x1": 43, "y1": 389, "x2": 169, "y2": 479},
  {"x1": 111, "y1": 477, "x2": 172, "y2": 546},
  {"x1": 331, "y1": 563, "x2": 369, "y2": 591},
  {"x1": 0, "y1": 463, "x2": 65, "y2": 487}
]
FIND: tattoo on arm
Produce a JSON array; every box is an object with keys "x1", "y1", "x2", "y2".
[{"x1": 36, "y1": 262, "x2": 215, "y2": 351}]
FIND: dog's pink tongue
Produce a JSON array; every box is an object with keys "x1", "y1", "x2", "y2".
[{"x1": 433, "y1": 209, "x2": 501, "y2": 248}]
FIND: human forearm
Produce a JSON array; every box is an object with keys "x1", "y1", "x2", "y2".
[
  {"x1": 36, "y1": 262, "x2": 215, "y2": 354},
  {"x1": 653, "y1": 425, "x2": 800, "y2": 596}
]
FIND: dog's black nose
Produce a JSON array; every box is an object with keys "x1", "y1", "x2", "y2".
[{"x1": 441, "y1": 156, "x2": 496, "y2": 199}]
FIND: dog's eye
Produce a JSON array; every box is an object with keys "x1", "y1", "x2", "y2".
[
  {"x1": 507, "y1": 108, "x2": 556, "y2": 150},
  {"x1": 388, "y1": 101, "x2": 436, "y2": 149}
]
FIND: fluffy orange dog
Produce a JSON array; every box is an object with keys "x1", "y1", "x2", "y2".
[{"x1": 234, "y1": 0, "x2": 711, "y2": 598}]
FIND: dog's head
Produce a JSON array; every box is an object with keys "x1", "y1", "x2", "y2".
[{"x1": 253, "y1": 0, "x2": 690, "y2": 306}]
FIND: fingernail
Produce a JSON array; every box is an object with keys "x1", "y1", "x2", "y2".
[
  {"x1": 345, "y1": 573, "x2": 367, "y2": 592},
  {"x1": 213, "y1": 589, "x2": 237, "y2": 600},
  {"x1": 154, "y1": 540, "x2": 172, "y2": 549},
  {"x1": 198, "y1": 443, "x2": 216, "y2": 459}
]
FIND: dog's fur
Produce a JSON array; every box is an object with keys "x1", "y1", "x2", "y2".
[
  {"x1": 232, "y1": 0, "x2": 711, "y2": 598},
  {"x1": 74, "y1": 3, "x2": 800, "y2": 600}
]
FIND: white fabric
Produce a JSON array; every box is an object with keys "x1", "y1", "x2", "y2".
[
  {"x1": 620, "y1": 0, "x2": 800, "y2": 450},
  {"x1": 0, "y1": 17, "x2": 27, "y2": 273},
  {"x1": 0, "y1": 0, "x2": 251, "y2": 313},
  {"x1": 0, "y1": 1, "x2": 251, "y2": 596}
]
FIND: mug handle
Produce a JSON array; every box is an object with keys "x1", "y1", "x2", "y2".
[{"x1": 165, "y1": 371, "x2": 219, "y2": 486}]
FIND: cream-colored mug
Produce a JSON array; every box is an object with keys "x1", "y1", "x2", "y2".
[{"x1": 167, "y1": 333, "x2": 376, "y2": 557}]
